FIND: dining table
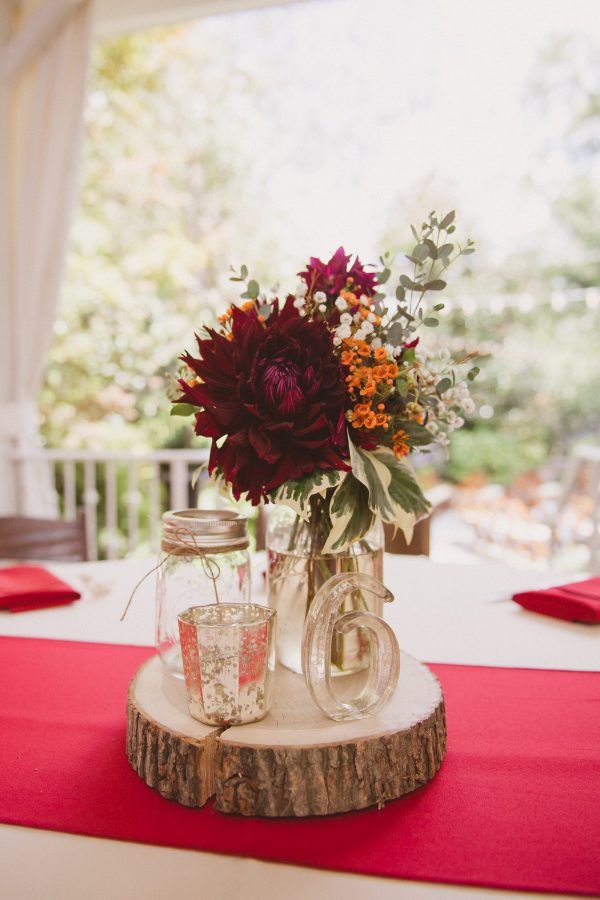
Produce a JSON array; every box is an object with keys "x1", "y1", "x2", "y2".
[{"x1": 1, "y1": 553, "x2": 598, "y2": 900}]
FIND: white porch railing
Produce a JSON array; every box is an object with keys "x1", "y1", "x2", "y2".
[{"x1": 8, "y1": 448, "x2": 212, "y2": 560}]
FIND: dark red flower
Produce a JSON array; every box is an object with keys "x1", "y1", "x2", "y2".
[
  {"x1": 177, "y1": 298, "x2": 350, "y2": 504},
  {"x1": 351, "y1": 429, "x2": 379, "y2": 451},
  {"x1": 298, "y1": 247, "x2": 378, "y2": 299}
]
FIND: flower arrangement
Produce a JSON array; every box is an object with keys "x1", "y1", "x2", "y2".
[{"x1": 172, "y1": 211, "x2": 478, "y2": 553}]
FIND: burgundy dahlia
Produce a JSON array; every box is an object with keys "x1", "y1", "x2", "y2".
[
  {"x1": 177, "y1": 298, "x2": 350, "y2": 504},
  {"x1": 298, "y1": 246, "x2": 378, "y2": 299}
]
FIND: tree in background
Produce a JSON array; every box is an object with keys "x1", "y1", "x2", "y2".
[{"x1": 40, "y1": 26, "x2": 274, "y2": 450}]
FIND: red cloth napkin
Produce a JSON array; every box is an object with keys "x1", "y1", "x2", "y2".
[
  {"x1": 513, "y1": 575, "x2": 600, "y2": 623},
  {"x1": 0, "y1": 566, "x2": 80, "y2": 613}
]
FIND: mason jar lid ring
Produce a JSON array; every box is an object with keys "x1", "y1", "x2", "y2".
[{"x1": 162, "y1": 508, "x2": 249, "y2": 553}]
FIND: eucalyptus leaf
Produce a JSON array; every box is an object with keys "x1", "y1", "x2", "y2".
[
  {"x1": 424, "y1": 279, "x2": 447, "y2": 291},
  {"x1": 440, "y1": 210, "x2": 455, "y2": 229},
  {"x1": 467, "y1": 366, "x2": 480, "y2": 381},
  {"x1": 436, "y1": 377, "x2": 452, "y2": 395},
  {"x1": 395, "y1": 285, "x2": 406, "y2": 302},
  {"x1": 395, "y1": 377, "x2": 408, "y2": 397},
  {"x1": 387, "y1": 322, "x2": 407, "y2": 345},
  {"x1": 246, "y1": 279, "x2": 260, "y2": 299},
  {"x1": 377, "y1": 268, "x2": 391, "y2": 284},
  {"x1": 423, "y1": 239, "x2": 438, "y2": 259},
  {"x1": 413, "y1": 243, "x2": 430, "y2": 263},
  {"x1": 423, "y1": 317, "x2": 439, "y2": 327}
]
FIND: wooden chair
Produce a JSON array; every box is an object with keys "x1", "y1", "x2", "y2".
[
  {"x1": 384, "y1": 484, "x2": 454, "y2": 556},
  {"x1": 384, "y1": 516, "x2": 430, "y2": 556},
  {"x1": 254, "y1": 506, "x2": 267, "y2": 552},
  {"x1": 0, "y1": 514, "x2": 88, "y2": 561}
]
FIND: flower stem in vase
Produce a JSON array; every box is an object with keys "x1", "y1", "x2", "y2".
[{"x1": 267, "y1": 495, "x2": 384, "y2": 676}]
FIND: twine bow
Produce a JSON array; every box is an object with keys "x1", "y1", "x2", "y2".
[{"x1": 120, "y1": 525, "x2": 240, "y2": 621}]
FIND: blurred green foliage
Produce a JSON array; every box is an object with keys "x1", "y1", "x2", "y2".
[
  {"x1": 40, "y1": 26, "x2": 599, "y2": 492},
  {"x1": 446, "y1": 429, "x2": 549, "y2": 486}
]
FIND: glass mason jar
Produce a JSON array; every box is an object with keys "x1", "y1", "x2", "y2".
[
  {"x1": 156, "y1": 509, "x2": 250, "y2": 679},
  {"x1": 266, "y1": 504, "x2": 384, "y2": 676}
]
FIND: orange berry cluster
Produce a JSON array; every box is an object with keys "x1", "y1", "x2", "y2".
[
  {"x1": 342, "y1": 338, "x2": 400, "y2": 434},
  {"x1": 339, "y1": 287, "x2": 358, "y2": 305},
  {"x1": 405, "y1": 401, "x2": 426, "y2": 425},
  {"x1": 218, "y1": 299, "x2": 256, "y2": 324},
  {"x1": 391, "y1": 428, "x2": 410, "y2": 458}
]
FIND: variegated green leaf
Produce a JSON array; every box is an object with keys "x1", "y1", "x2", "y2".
[
  {"x1": 349, "y1": 439, "x2": 430, "y2": 544},
  {"x1": 322, "y1": 474, "x2": 375, "y2": 554},
  {"x1": 269, "y1": 469, "x2": 345, "y2": 521}
]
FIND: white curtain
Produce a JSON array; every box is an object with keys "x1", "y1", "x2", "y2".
[{"x1": 0, "y1": 0, "x2": 93, "y2": 515}]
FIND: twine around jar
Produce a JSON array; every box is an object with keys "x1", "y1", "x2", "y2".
[{"x1": 120, "y1": 521, "x2": 249, "y2": 621}]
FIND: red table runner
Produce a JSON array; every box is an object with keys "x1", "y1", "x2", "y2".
[{"x1": 1, "y1": 636, "x2": 599, "y2": 896}]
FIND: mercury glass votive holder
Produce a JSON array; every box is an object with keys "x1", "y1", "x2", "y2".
[{"x1": 178, "y1": 603, "x2": 276, "y2": 726}]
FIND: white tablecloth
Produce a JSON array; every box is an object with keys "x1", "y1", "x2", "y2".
[{"x1": 1, "y1": 555, "x2": 597, "y2": 900}]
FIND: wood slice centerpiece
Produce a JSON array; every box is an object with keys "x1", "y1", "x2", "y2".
[{"x1": 126, "y1": 651, "x2": 446, "y2": 817}]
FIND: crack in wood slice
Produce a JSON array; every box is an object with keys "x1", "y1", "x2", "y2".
[
  {"x1": 126, "y1": 653, "x2": 446, "y2": 817},
  {"x1": 126, "y1": 656, "x2": 221, "y2": 808}
]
